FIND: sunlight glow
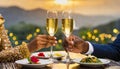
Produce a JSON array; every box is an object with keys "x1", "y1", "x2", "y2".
[{"x1": 55, "y1": 0, "x2": 68, "y2": 5}]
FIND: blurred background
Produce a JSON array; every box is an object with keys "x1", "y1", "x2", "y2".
[{"x1": 0, "y1": 0, "x2": 120, "y2": 51}]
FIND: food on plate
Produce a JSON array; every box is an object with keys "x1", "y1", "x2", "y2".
[
  {"x1": 36, "y1": 52, "x2": 47, "y2": 59},
  {"x1": 53, "y1": 53, "x2": 64, "y2": 57},
  {"x1": 52, "y1": 53, "x2": 64, "y2": 61},
  {"x1": 47, "y1": 53, "x2": 64, "y2": 61},
  {"x1": 80, "y1": 55, "x2": 102, "y2": 63},
  {"x1": 47, "y1": 53, "x2": 64, "y2": 57},
  {"x1": 38, "y1": 52, "x2": 45, "y2": 57},
  {"x1": 28, "y1": 56, "x2": 39, "y2": 64}
]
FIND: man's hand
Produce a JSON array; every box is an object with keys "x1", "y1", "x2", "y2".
[{"x1": 63, "y1": 35, "x2": 89, "y2": 54}]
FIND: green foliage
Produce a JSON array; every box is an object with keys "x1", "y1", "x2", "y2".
[
  {"x1": 78, "y1": 27, "x2": 119, "y2": 44},
  {"x1": 8, "y1": 22, "x2": 43, "y2": 46},
  {"x1": 8, "y1": 22, "x2": 64, "y2": 51},
  {"x1": 7, "y1": 21, "x2": 120, "y2": 50},
  {"x1": 93, "y1": 21, "x2": 116, "y2": 34}
]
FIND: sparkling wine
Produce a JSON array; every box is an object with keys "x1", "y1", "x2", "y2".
[
  {"x1": 46, "y1": 18, "x2": 58, "y2": 36},
  {"x1": 62, "y1": 18, "x2": 73, "y2": 37}
]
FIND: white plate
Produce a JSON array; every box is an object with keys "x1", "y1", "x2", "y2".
[
  {"x1": 15, "y1": 59, "x2": 52, "y2": 68},
  {"x1": 32, "y1": 52, "x2": 65, "y2": 59},
  {"x1": 72, "y1": 58, "x2": 110, "y2": 67}
]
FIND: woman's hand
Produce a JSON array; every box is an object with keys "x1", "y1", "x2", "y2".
[
  {"x1": 63, "y1": 35, "x2": 89, "y2": 54},
  {"x1": 28, "y1": 35, "x2": 57, "y2": 53}
]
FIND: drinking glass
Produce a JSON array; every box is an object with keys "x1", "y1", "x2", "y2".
[
  {"x1": 62, "y1": 11, "x2": 74, "y2": 63},
  {"x1": 46, "y1": 10, "x2": 58, "y2": 62}
]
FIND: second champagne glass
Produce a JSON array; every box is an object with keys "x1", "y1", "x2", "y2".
[
  {"x1": 62, "y1": 11, "x2": 74, "y2": 63},
  {"x1": 46, "y1": 10, "x2": 58, "y2": 62}
]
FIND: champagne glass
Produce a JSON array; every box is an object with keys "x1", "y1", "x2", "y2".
[
  {"x1": 46, "y1": 10, "x2": 58, "y2": 62},
  {"x1": 62, "y1": 11, "x2": 74, "y2": 63}
]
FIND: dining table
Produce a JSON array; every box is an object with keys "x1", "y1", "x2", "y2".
[{"x1": 0, "y1": 51, "x2": 120, "y2": 69}]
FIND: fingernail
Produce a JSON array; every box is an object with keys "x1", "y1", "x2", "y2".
[
  {"x1": 55, "y1": 41, "x2": 57, "y2": 43},
  {"x1": 53, "y1": 44, "x2": 56, "y2": 46},
  {"x1": 54, "y1": 37, "x2": 57, "y2": 39},
  {"x1": 71, "y1": 41, "x2": 74, "y2": 44}
]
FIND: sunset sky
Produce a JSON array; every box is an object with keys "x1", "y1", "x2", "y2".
[{"x1": 0, "y1": 0, "x2": 120, "y2": 16}]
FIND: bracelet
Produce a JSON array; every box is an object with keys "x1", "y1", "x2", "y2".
[{"x1": 19, "y1": 42, "x2": 31, "y2": 58}]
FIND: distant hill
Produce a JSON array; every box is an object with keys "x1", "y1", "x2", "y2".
[
  {"x1": 0, "y1": 6, "x2": 46, "y2": 28},
  {"x1": 0, "y1": 6, "x2": 120, "y2": 28}
]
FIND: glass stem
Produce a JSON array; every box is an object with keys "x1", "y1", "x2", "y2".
[
  {"x1": 50, "y1": 46, "x2": 53, "y2": 59},
  {"x1": 66, "y1": 51, "x2": 70, "y2": 62}
]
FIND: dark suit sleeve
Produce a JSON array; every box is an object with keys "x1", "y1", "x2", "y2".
[{"x1": 91, "y1": 34, "x2": 120, "y2": 61}]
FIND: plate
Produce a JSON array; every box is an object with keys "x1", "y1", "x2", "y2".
[
  {"x1": 46, "y1": 52, "x2": 65, "y2": 57},
  {"x1": 15, "y1": 59, "x2": 52, "y2": 68},
  {"x1": 32, "y1": 52, "x2": 65, "y2": 60},
  {"x1": 72, "y1": 58, "x2": 110, "y2": 67}
]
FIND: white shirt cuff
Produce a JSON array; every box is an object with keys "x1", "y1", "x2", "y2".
[{"x1": 85, "y1": 41, "x2": 94, "y2": 54}]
